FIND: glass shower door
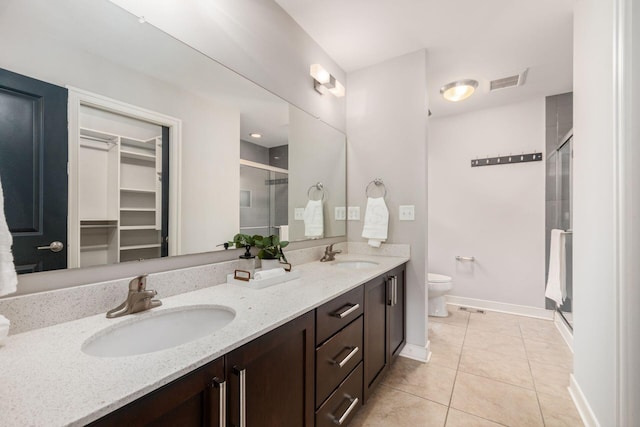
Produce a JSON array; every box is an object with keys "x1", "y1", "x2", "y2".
[{"x1": 557, "y1": 137, "x2": 573, "y2": 328}]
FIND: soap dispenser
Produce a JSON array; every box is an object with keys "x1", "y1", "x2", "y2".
[{"x1": 238, "y1": 244, "x2": 256, "y2": 278}]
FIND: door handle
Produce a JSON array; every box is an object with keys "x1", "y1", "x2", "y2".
[
  {"x1": 233, "y1": 367, "x2": 246, "y2": 427},
  {"x1": 37, "y1": 241, "x2": 64, "y2": 252},
  {"x1": 210, "y1": 377, "x2": 226, "y2": 427}
]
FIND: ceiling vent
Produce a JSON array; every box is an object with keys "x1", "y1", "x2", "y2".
[{"x1": 490, "y1": 68, "x2": 528, "y2": 92}]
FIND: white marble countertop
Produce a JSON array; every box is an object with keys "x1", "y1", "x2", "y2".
[{"x1": 0, "y1": 253, "x2": 408, "y2": 427}]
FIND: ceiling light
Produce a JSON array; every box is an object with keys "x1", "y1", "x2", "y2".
[
  {"x1": 310, "y1": 64, "x2": 345, "y2": 98},
  {"x1": 249, "y1": 133, "x2": 262, "y2": 138},
  {"x1": 440, "y1": 79, "x2": 479, "y2": 102}
]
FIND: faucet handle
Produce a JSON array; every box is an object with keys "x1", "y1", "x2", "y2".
[
  {"x1": 129, "y1": 274, "x2": 148, "y2": 291},
  {"x1": 326, "y1": 243, "x2": 335, "y2": 252}
]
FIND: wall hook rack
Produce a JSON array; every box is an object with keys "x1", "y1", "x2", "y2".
[{"x1": 471, "y1": 152, "x2": 543, "y2": 167}]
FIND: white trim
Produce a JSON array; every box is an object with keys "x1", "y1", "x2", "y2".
[
  {"x1": 239, "y1": 159, "x2": 289, "y2": 175},
  {"x1": 445, "y1": 295, "x2": 554, "y2": 319},
  {"x1": 67, "y1": 87, "x2": 182, "y2": 264},
  {"x1": 399, "y1": 341, "x2": 430, "y2": 363},
  {"x1": 554, "y1": 313, "x2": 574, "y2": 353},
  {"x1": 569, "y1": 374, "x2": 601, "y2": 427}
]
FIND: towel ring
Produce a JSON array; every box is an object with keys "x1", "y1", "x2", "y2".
[
  {"x1": 365, "y1": 178, "x2": 387, "y2": 198},
  {"x1": 307, "y1": 182, "x2": 326, "y2": 201}
]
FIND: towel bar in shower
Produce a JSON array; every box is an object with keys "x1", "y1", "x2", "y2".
[{"x1": 455, "y1": 256, "x2": 475, "y2": 261}]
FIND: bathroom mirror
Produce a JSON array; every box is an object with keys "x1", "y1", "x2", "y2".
[{"x1": 0, "y1": 0, "x2": 346, "y2": 275}]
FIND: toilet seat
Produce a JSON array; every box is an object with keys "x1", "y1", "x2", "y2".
[{"x1": 428, "y1": 273, "x2": 452, "y2": 283}]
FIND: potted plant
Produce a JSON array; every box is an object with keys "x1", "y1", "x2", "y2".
[{"x1": 254, "y1": 234, "x2": 289, "y2": 270}]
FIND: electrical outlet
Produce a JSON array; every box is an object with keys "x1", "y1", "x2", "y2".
[
  {"x1": 335, "y1": 207, "x2": 346, "y2": 221},
  {"x1": 294, "y1": 207, "x2": 305, "y2": 220},
  {"x1": 347, "y1": 206, "x2": 360, "y2": 220},
  {"x1": 399, "y1": 205, "x2": 415, "y2": 221}
]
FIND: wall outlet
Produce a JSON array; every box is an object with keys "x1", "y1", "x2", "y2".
[
  {"x1": 348, "y1": 206, "x2": 360, "y2": 221},
  {"x1": 335, "y1": 206, "x2": 346, "y2": 221},
  {"x1": 294, "y1": 207, "x2": 305, "y2": 220},
  {"x1": 399, "y1": 205, "x2": 415, "y2": 221}
]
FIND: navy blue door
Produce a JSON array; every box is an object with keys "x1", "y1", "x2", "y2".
[{"x1": 0, "y1": 68, "x2": 68, "y2": 273}]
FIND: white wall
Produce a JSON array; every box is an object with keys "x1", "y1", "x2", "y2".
[
  {"x1": 428, "y1": 99, "x2": 546, "y2": 308},
  {"x1": 572, "y1": 0, "x2": 617, "y2": 424},
  {"x1": 347, "y1": 50, "x2": 429, "y2": 352},
  {"x1": 109, "y1": 0, "x2": 346, "y2": 132}
]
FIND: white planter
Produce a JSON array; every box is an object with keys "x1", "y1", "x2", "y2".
[{"x1": 260, "y1": 259, "x2": 281, "y2": 271}]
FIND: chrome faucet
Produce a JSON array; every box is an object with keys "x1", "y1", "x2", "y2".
[
  {"x1": 320, "y1": 244, "x2": 342, "y2": 262},
  {"x1": 106, "y1": 275, "x2": 162, "y2": 318}
]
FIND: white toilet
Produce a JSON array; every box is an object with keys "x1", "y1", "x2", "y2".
[{"x1": 428, "y1": 273, "x2": 453, "y2": 317}]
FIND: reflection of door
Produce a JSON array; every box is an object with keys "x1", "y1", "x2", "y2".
[{"x1": 0, "y1": 68, "x2": 68, "y2": 273}]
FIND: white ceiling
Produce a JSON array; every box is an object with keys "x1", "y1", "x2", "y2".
[{"x1": 275, "y1": 0, "x2": 574, "y2": 117}]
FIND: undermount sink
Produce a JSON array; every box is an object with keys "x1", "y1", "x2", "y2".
[
  {"x1": 333, "y1": 260, "x2": 379, "y2": 269},
  {"x1": 82, "y1": 305, "x2": 235, "y2": 358}
]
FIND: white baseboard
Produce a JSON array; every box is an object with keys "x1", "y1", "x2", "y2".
[
  {"x1": 400, "y1": 341, "x2": 430, "y2": 363},
  {"x1": 569, "y1": 374, "x2": 600, "y2": 427},
  {"x1": 554, "y1": 313, "x2": 574, "y2": 352},
  {"x1": 445, "y1": 295, "x2": 554, "y2": 319}
]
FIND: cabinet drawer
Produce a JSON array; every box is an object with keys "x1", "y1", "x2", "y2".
[
  {"x1": 316, "y1": 285, "x2": 364, "y2": 345},
  {"x1": 316, "y1": 362, "x2": 363, "y2": 427},
  {"x1": 316, "y1": 316, "x2": 363, "y2": 407}
]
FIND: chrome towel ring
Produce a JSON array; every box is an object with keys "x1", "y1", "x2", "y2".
[
  {"x1": 365, "y1": 178, "x2": 387, "y2": 198},
  {"x1": 307, "y1": 182, "x2": 326, "y2": 201}
]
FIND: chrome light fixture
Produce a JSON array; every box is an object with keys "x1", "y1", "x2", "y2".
[
  {"x1": 310, "y1": 64, "x2": 345, "y2": 97},
  {"x1": 440, "y1": 79, "x2": 479, "y2": 102}
]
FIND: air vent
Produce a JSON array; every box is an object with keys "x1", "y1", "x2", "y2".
[{"x1": 490, "y1": 68, "x2": 528, "y2": 92}]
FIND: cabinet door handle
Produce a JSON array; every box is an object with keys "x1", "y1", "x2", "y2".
[
  {"x1": 211, "y1": 377, "x2": 226, "y2": 427},
  {"x1": 393, "y1": 276, "x2": 398, "y2": 306},
  {"x1": 233, "y1": 367, "x2": 246, "y2": 427},
  {"x1": 331, "y1": 303, "x2": 360, "y2": 319},
  {"x1": 331, "y1": 396, "x2": 359, "y2": 425},
  {"x1": 330, "y1": 346, "x2": 359, "y2": 368},
  {"x1": 387, "y1": 276, "x2": 397, "y2": 306}
]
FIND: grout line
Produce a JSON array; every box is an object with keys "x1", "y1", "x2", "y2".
[{"x1": 521, "y1": 321, "x2": 548, "y2": 427}]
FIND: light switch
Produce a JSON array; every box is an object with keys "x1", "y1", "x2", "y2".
[
  {"x1": 348, "y1": 206, "x2": 360, "y2": 221},
  {"x1": 399, "y1": 205, "x2": 415, "y2": 221},
  {"x1": 294, "y1": 207, "x2": 305, "y2": 220},
  {"x1": 335, "y1": 207, "x2": 346, "y2": 221}
]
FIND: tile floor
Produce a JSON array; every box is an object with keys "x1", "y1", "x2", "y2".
[{"x1": 350, "y1": 306, "x2": 584, "y2": 427}]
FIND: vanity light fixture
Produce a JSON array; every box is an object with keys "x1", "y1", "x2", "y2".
[
  {"x1": 310, "y1": 64, "x2": 345, "y2": 98},
  {"x1": 440, "y1": 79, "x2": 479, "y2": 102},
  {"x1": 249, "y1": 133, "x2": 262, "y2": 138}
]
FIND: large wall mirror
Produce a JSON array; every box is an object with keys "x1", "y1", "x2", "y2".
[{"x1": 0, "y1": 0, "x2": 346, "y2": 275}]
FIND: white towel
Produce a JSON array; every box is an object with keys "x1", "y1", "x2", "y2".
[
  {"x1": 362, "y1": 197, "x2": 389, "y2": 248},
  {"x1": 545, "y1": 229, "x2": 566, "y2": 306},
  {"x1": 254, "y1": 267, "x2": 286, "y2": 281},
  {"x1": 279, "y1": 225, "x2": 289, "y2": 241},
  {"x1": 0, "y1": 314, "x2": 9, "y2": 345},
  {"x1": 0, "y1": 177, "x2": 17, "y2": 297},
  {"x1": 303, "y1": 199, "x2": 324, "y2": 239}
]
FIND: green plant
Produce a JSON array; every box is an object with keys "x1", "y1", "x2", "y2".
[
  {"x1": 254, "y1": 235, "x2": 289, "y2": 262},
  {"x1": 228, "y1": 233, "x2": 256, "y2": 249}
]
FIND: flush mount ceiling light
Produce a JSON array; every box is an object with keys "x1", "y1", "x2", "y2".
[
  {"x1": 310, "y1": 64, "x2": 345, "y2": 98},
  {"x1": 249, "y1": 133, "x2": 262, "y2": 138},
  {"x1": 440, "y1": 79, "x2": 479, "y2": 102}
]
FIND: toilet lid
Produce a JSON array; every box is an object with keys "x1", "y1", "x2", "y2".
[{"x1": 428, "y1": 273, "x2": 451, "y2": 283}]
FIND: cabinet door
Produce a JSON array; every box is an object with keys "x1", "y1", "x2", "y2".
[
  {"x1": 226, "y1": 311, "x2": 315, "y2": 427},
  {"x1": 89, "y1": 356, "x2": 225, "y2": 427},
  {"x1": 389, "y1": 265, "x2": 406, "y2": 359},
  {"x1": 363, "y1": 275, "x2": 388, "y2": 402}
]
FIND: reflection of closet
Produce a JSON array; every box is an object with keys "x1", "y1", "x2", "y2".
[{"x1": 75, "y1": 106, "x2": 165, "y2": 267}]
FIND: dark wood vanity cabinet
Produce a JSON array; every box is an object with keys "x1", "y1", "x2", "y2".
[
  {"x1": 226, "y1": 311, "x2": 315, "y2": 427},
  {"x1": 89, "y1": 356, "x2": 225, "y2": 427},
  {"x1": 363, "y1": 264, "x2": 406, "y2": 402}
]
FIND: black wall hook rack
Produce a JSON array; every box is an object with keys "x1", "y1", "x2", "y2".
[{"x1": 471, "y1": 152, "x2": 543, "y2": 167}]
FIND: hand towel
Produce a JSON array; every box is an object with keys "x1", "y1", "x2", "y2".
[
  {"x1": 279, "y1": 225, "x2": 289, "y2": 241},
  {"x1": 545, "y1": 229, "x2": 566, "y2": 306},
  {"x1": 0, "y1": 314, "x2": 9, "y2": 345},
  {"x1": 254, "y1": 267, "x2": 286, "y2": 281},
  {"x1": 303, "y1": 199, "x2": 324, "y2": 239},
  {"x1": 362, "y1": 197, "x2": 389, "y2": 248},
  {"x1": 0, "y1": 177, "x2": 17, "y2": 297}
]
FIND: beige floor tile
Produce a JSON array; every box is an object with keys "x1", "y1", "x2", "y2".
[
  {"x1": 467, "y1": 311, "x2": 522, "y2": 337},
  {"x1": 350, "y1": 385, "x2": 448, "y2": 427},
  {"x1": 524, "y1": 338, "x2": 573, "y2": 370},
  {"x1": 382, "y1": 357, "x2": 457, "y2": 405},
  {"x1": 451, "y1": 372, "x2": 543, "y2": 427},
  {"x1": 463, "y1": 328, "x2": 527, "y2": 359},
  {"x1": 538, "y1": 391, "x2": 585, "y2": 427},
  {"x1": 458, "y1": 346, "x2": 534, "y2": 389},
  {"x1": 530, "y1": 360, "x2": 572, "y2": 398},
  {"x1": 429, "y1": 305, "x2": 470, "y2": 328},
  {"x1": 445, "y1": 409, "x2": 503, "y2": 427},
  {"x1": 429, "y1": 341, "x2": 462, "y2": 370},
  {"x1": 429, "y1": 321, "x2": 467, "y2": 348},
  {"x1": 519, "y1": 320, "x2": 566, "y2": 345}
]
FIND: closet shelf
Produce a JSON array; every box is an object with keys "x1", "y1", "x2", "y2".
[
  {"x1": 120, "y1": 187, "x2": 156, "y2": 194},
  {"x1": 120, "y1": 208, "x2": 156, "y2": 212},
  {"x1": 120, "y1": 149, "x2": 155, "y2": 162},
  {"x1": 121, "y1": 136, "x2": 158, "y2": 150},
  {"x1": 120, "y1": 225, "x2": 157, "y2": 231},
  {"x1": 120, "y1": 243, "x2": 161, "y2": 251},
  {"x1": 80, "y1": 244, "x2": 110, "y2": 251}
]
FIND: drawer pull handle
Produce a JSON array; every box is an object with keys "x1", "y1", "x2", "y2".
[
  {"x1": 331, "y1": 346, "x2": 359, "y2": 368},
  {"x1": 331, "y1": 303, "x2": 360, "y2": 319},
  {"x1": 233, "y1": 367, "x2": 246, "y2": 427},
  {"x1": 331, "y1": 396, "x2": 359, "y2": 425}
]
